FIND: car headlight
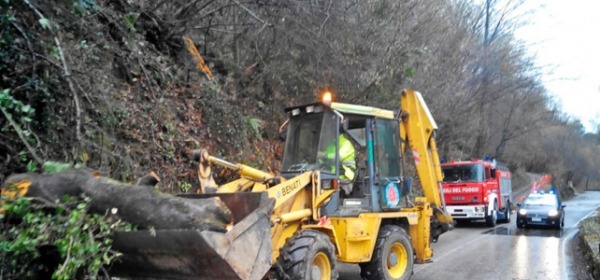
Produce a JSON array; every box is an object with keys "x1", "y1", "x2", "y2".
[
  {"x1": 548, "y1": 209, "x2": 559, "y2": 216},
  {"x1": 518, "y1": 209, "x2": 527, "y2": 215}
]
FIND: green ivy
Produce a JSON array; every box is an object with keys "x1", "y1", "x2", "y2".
[
  {"x1": 244, "y1": 116, "x2": 263, "y2": 140},
  {"x1": 26, "y1": 160, "x2": 37, "y2": 172},
  {"x1": 0, "y1": 89, "x2": 37, "y2": 163},
  {"x1": 177, "y1": 181, "x2": 192, "y2": 193},
  {"x1": 0, "y1": 196, "x2": 133, "y2": 279},
  {"x1": 124, "y1": 13, "x2": 139, "y2": 32},
  {"x1": 0, "y1": 89, "x2": 35, "y2": 131},
  {"x1": 42, "y1": 161, "x2": 86, "y2": 174}
]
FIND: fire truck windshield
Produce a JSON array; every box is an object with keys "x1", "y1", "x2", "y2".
[{"x1": 442, "y1": 164, "x2": 484, "y2": 183}]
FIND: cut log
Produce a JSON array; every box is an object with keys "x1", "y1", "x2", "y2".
[{"x1": 1, "y1": 170, "x2": 232, "y2": 232}]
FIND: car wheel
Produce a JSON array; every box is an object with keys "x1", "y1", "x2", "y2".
[{"x1": 558, "y1": 216, "x2": 565, "y2": 229}]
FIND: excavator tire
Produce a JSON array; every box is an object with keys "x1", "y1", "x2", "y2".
[
  {"x1": 277, "y1": 229, "x2": 338, "y2": 280},
  {"x1": 360, "y1": 225, "x2": 413, "y2": 280}
]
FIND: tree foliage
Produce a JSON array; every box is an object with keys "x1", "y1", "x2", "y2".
[
  {"x1": 0, "y1": 196, "x2": 132, "y2": 279},
  {"x1": 0, "y1": 0, "x2": 598, "y2": 190}
]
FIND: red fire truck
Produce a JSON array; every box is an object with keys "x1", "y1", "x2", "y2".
[{"x1": 441, "y1": 159, "x2": 512, "y2": 227}]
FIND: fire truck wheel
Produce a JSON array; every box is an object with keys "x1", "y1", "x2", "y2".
[
  {"x1": 499, "y1": 202, "x2": 511, "y2": 223},
  {"x1": 485, "y1": 201, "x2": 498, "y2": 227},
  {"x1": 360, "y1": 225, "x2": 413, "y2": 280},
  {"x1": 277, "y1": 229, "x2": 338, "y2": 280}
]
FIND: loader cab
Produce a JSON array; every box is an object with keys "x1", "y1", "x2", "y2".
[
  {"x1": 280, "y1": 105, "x2": 340, "y2": 178},
  {"x1": 281, "y1": 102, "x2": 409, "y2": 216}
]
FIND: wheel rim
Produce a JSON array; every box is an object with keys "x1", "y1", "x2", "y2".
[
  {"x1": 494, "y1": 203, "x2": 498, "y2": 218},
  {"x1": 311, "y1": 252, "x2": 331, "y2": 280},
  {"x1": 387, "y1": 242, "x2": 408, "y2": 278}
]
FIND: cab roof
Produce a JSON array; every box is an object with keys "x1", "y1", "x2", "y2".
[
  {"x1": 441, "y1": 160, "x2": 492, "y2": 167},
  {"x1": 284, "y1": 102, "x2": 396, "y2": 120}
]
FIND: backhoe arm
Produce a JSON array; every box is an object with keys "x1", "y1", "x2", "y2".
[{"x1": 399, "y1": 89, "x2": 454, "y2": 237}]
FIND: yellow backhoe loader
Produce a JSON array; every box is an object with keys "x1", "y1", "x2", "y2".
[{"x1": 110, "y1": 89, "x2": 454, "y2": 280}]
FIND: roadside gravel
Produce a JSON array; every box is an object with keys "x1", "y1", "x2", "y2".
[{"x1": 570, "y1": 232, "x2": 594, "y2": 280}]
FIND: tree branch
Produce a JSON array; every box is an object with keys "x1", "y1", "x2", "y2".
[
  {"x1": 54, "y1": 36, "x2": 83, "y2": 144},
  {"x1": 318, "y1": 0, "x2": 332, "y2": 35},
  {"x1": 10, "y1": 22, "x2": 36, "y2": 82},
  {"x1": 24, "y1": 0, "x2": 82, "y2": 145},
  {"x1": 55, "y1": 235, "x2": 75, "y2": 276},
  {"x1": 232, "y1": 0, "x2": 271, "y2": 26},
  {"x1": 0, "y1": 106, "x2": 44, "y2": 164}
]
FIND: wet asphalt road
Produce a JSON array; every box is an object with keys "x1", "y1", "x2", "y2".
[{"x1": 337, "y1": 191, "x2": 600, "y2": 280}]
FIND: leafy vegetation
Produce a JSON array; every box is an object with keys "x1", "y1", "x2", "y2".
[
  {"x1": 0, "y1": 89, "x2": 38, "y2": 166},
  {"x1": 1, "y1": 160, "x2": 134, "y2": 279},
  {"x1": 0, "y1": 196, "x2": 132, "y2": 279}
]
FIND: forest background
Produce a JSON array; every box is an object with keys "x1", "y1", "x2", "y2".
[{"x1": 1, "y1": 0, "x2": 599, "y2": 195}]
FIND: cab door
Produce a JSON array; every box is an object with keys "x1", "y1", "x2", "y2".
[{"x1": 372, "y1": 119, "x2": 404, "y2": 211}]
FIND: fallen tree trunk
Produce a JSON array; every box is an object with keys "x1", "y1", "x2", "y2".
[{"x1": 1, "y1": 170, "x2": 232, "y2": 232}]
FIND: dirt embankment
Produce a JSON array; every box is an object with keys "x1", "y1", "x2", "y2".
[
  {"x1": 574, "y1": 211, "x2": 600, "y2": 280},
  {"x1": 0, "y1": 1, "x2": 285, "y2": 190}
]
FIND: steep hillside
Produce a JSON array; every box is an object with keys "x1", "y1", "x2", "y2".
[
  {"x1": 1, "y1": 0, "x2": 599, "y2": 191},
  {"x1": 0, "y1": 0, "x2": 284, "y2": 190}
]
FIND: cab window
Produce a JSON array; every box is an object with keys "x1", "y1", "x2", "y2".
[{"x1": 373, "y1": 119, "x2": 401, "y2": 178}]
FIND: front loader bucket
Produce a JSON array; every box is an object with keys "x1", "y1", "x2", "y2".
[{"x1": 110, "y1": 192, "x2": 274, "y2": 280}]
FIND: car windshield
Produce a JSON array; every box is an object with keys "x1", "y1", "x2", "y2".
[
  {"x1": 524, "y1": 195, "x2": 557, "y2": 207},
  {"x1": 442, "y1": 164, "x2": 484, "y2": 182}
]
